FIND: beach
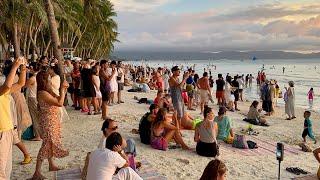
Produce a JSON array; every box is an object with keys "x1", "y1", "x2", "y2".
[{"x1": 12, "y1": 87, "x2": 320, "y2": 180}]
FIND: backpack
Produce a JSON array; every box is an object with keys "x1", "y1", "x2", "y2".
[
  {"x1": 139, "y1": 112, "x2": 152, "y2": 145},
  {"x1": 232, "y1": 134, "x2": 248, "y2": 149}
]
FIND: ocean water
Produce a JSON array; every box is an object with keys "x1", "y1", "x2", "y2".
[{"x1": 130, "y1": 58, "x2": 320, "y2": 111}]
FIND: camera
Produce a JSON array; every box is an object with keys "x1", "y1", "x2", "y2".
[{"x1": 276, "y1": 142, "x2": 284, "y2": 161}]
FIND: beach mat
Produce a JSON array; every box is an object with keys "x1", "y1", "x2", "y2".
[
  {"x1": 54, "y1": 167, "x2": 82, "y2": 180},
  {"x1": 219, "y1": 136, "x2": 301, "y2": 156},
  {"x1": 138, "y1": 160, "x2": 167, "y2": 180},
  {"x1": 292, "y1": 174, "x2": 318, "y2": 180}
]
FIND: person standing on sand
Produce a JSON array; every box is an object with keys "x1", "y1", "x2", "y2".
[
  {"x1": 186, "y1": 69, "x2": 196, "y2": 111},
  {"x1": 99, "y1": 60, "x2": 110, "y2": 119},
  {"x1": 107, "y1": 61, "x2": 118, "y2": 105},
  {"x1": 237, "y1": 75, "x2": 245, "y2": 101},
  {"x1": 0, "y1": 58, "x2": 27, "y2": 179},
  {"x1": 116, "y1": 61, "x2": 125, "y2": 104},
  {"x1": 284, "y1": 81, "x2": 296, "y2": 120},
  {"x1": 307, "y1": 88, "x2": 314, "y2": 110},
  {"x1": 249, "y1": 74, "x2": 253, "y2": 88},
  {"x1": 231, "y1": 76, "x2": 240, "y2": 111},
  {"x1": 302, "y1": 111, "x2": 317, "y2": 144},
  {"x1": 32, "y1": 71, "x2": 69, "y2": 179},
  {"x1": 215, "y1": 74, "x2": 225, "y2": 106},
  {"x1": 198, "y1": 72, "x2": 211, "y2": 114},
  {"x1": 169, "y1": 66, "x2": 189, "y2": 125}
]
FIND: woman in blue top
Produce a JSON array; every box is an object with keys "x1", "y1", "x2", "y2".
[{"x1": 214, "y1": 107, "x2": 234, "y2": 143}]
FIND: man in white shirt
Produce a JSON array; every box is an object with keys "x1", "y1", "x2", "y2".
[{"x1": 87, "y1": 132, "x2": 142, "y2": 180}]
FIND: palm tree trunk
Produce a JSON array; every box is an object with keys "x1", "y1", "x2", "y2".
[
  {"x1": 44, "y1": 0, "x2": 64, "y2": 81},
  {"x1": 13, "y1": 22, "x2": 21, "y2": 58}
]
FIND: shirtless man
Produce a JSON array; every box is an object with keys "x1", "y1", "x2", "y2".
[{"x1": 197, "y1": 72, "x2": 211, "y2": 114}]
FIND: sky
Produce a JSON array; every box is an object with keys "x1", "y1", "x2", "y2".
[{"x1": 109, "y1": 0, "x2": 320, "y2": 52}]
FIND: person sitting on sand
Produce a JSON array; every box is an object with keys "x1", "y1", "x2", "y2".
[
  {"x1": 139, "y1": 104, "x2": 159, "y2": 145},
  {"x1": 99, "y1": 119, "x2": 137, "y2": 156},
  {"x1": 200, "y1": 159, "x2": 227, "y2": 180},
  {"x1": 150, "y1": 108, "x2": 190, "y2": 150},
  {"x1": 194, "y1": 106, "x2": 219, "y2": 157},
  {"x1": 247, "y1": 100, "x2": 268, "y2": 125},
  {"x1": 214, "y1": 106, "x2": 234, "y2": 143},
  {"x1": 87, "y1": 132, "x2": 142, "y2": 180},
  {"x1": 158, "y1": 94, "x2": 174, "y2": 111},
  {"x1": 302, "y1": 111, "x2": 317, "y2": 144}
]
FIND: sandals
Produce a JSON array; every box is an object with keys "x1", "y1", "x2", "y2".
[
  {"x1": 286, "y1": 167, "x2": 309, "y2": 175},
  {"x1": 20, "y1": 155, "x2": 32, "y2": 165}
]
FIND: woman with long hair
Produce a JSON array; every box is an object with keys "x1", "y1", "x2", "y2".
[
  {"x1": 150, "y1": 108, "x2": 189, "y2": 150},
  {"x1": 200, "y1": 159, "x2": 227, "y2": 180},
  {"x1": 194, "y1": 106, "x2": 219, "y2": 157},
  {"x1": 31, "y1": 71, "x2": 69, "y2": 179},
  {"x1": 285, "y1": 81, "x2": 296, "y2": 120}
]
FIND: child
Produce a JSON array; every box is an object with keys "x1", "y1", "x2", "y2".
[
  {"x1": 307, "y1": 88, "x2": 314, "y2": 109},
  {"x1": 302, "y1": 111, "x2": 317, "y2": 144}
]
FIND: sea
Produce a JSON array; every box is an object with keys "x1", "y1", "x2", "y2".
[{"x1": 128, "y1": 58, "x2": 320, "y2": 112}]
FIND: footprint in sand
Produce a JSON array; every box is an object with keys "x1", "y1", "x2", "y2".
[{"x1": 176, "y1": 158, "x2": 190, "y2": 164}]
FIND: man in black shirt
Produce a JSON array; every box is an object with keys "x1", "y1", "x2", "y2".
[
  {"x1": 232, "y1": 76, "x2": 240, "y2": 111},
  {"x1": 215, "y1": 74, "x2": 225, "y2": 106}
]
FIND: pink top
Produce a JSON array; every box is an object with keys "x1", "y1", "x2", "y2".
[{"x1": 308, "y1": 91, "x2": 314, "y2": 100}]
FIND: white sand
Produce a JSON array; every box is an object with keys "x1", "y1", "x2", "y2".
[{"x1": 12, "y1": 89, "x2": 320, "y2": 180}]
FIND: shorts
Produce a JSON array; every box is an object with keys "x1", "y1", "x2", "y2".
[
  {"x1": 200, "y1": 89, "x2": 209, "y2": 103},
  {"x1": 196, "y1": 141, "x2": 218, "y2": 157},
  {"x1": 186, "y1": 84, "x2": 194, "y2": 98},
  {"x1": 262, "y1": 100, "x2": 272, "y2": 113},
  {"x1": 118, "y1": 83, "x2": 124, "y2": 91},
  {"x1": 216, "y1": 91, "x2": 224, "y2": 99},
  {"x1": 12, "y1": 129, "x2": 20, "y2": 145},
  {"x1": 82, "y1": 88, "x2": 96, "y2": 98},
  {"x1": 156, "y1": 82, "x2": 163, "y2": 90},
  {"x1": 0, "y1": 130, "x2": 13, "y2": 179},
  {"x1": 67, "y1": 83, "x2": 74, "y2": 93},
  {"x1": 302, "y1": 128, "x2": 316, "y2": 140},
  {"x1": 150, "y1": 137, "x2": 168, "y2": 151},
  {"x1": 239, "y1": 89, "x2": 243, "y2": 93},
  {"x1": 74, "y1": 89, "x2": 81, "y2": 97},
  {"x1": 234, "y1": 93, "x2": 239, "y2": 101},
  {"x1": 102, "y1": 91, "x2": 110, "y2": 102}
]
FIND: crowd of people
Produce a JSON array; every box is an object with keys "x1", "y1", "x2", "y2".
[{"x1": 0, "y1": 56, "x2": 318, "y2": 180}]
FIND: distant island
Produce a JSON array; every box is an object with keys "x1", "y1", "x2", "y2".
[{"x1": 112, "y1": 51, "x2": 320, "y2": 60}]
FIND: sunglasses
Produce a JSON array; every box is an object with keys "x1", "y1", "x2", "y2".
[{"x1": 109, "y1": 126, "x2": 118, "y2": 131}]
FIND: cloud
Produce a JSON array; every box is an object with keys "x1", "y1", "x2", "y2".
[
  {"x1": 109, "y1": 0, "x2": 171, "y2": 12},
  {"x1": 113, "y1": 2, "x2": 320, "y2": 52}
]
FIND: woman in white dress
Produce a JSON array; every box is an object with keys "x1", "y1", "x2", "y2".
[
  {"x1": 285, "y1": 81, "x2": 295, "y2": 120},
  {"x1": 48, "y1": 65, "x2": 70, "y2": 122},
  {"x1": 92, "y1": 65, "x2": 102, "y2": 113},
  {"x1": 162, "y1": 70, "x2": 170, "y2": 93},
  {"x1": 107, "y1": 61, "x2": 118, "y2": 105},
  {"x1": 224, "y1": 79, "x2": 235, "y2": 111}
]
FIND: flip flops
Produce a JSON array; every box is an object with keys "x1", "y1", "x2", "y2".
[{"x1": 286, "y1": 167, "x2": 309, "y2": 175}]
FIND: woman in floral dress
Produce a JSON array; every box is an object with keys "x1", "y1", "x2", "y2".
[{"x1": 31, "y1": 71, "x2": 69, "y2": 179}]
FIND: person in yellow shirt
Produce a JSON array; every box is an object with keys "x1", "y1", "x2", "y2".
[{"x1": 0, "y1": 57, "x2": 26, "y2": 180}]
